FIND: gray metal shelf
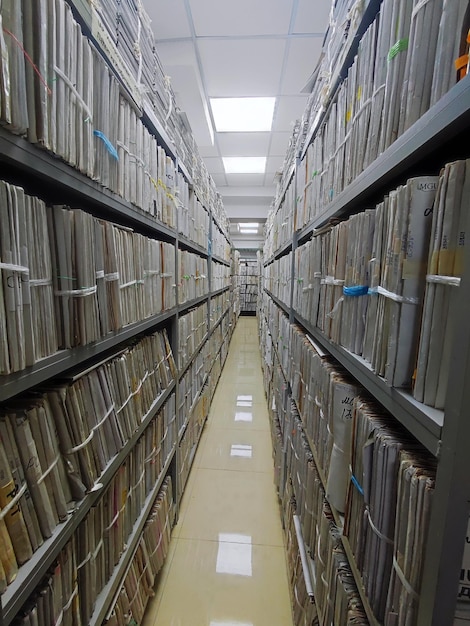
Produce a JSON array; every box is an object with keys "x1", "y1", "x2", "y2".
[
  {"x1": 298, "y1": 76, "x2": 470, "y2": 239},
  {"x1": 211, "y1": 254, "x2": 231, "y2": 267},
  {"x1": 0, "y1": 381, "x2": 176, "y2": 626},
  {"x1": 0, "y1": 127, "x2": 177, "y2": 242},
  {"x1": 0, "y1": 310, "x2": 175, "y2": 403},
  {"x1": 178, "y1": 234, "x2": 208, "y2": 258},
  {"x1": 293, "y1": 311, "x2": 443, "y2": 456},
  {"x1": 265, "y1": 288, "x2": 443, "y2": 455}
]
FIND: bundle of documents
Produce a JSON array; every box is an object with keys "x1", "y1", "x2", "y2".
[
  {"x1": 293, "y1": 174, "x2": 439, "y2": 390},
  {"x1": 366, "y1": 176, "x2": 438, "y2": 386},
  {"x1": 264, "y1": 252, "x2": 292, "y2": 306},
  {"x1": 323, "y1": 545, "x2": 370, "y2": 625},
  {"x1": 212, "y1": 222, "x2": 232, "y2": 262},
  {"x1": 211, "y1": 260, "x2": 231, "y2": 293},
  {"x1": 344, "y1": 397, "x2": 436, "y2": 623},
  {"x1": 282, "y1": 478, "x2": 320, "y2": 626},
  {"x1": 414, "y1": 159, "x2": 470, "y2": 408},
  {"x1": 210, "y1": 289, "x2": 230, "y2": 326},
  {"x1": 295, "y1": 0, "x2": 463, "y2": 226},
  {"x1": 105, "y1": 477, "x2": 174, "y2": 626},
  {"x1": 178, "y1": 302, "x2": 208, "y2": 369},
  {"x1": 178, "y1": 250, "x2": 208, "y2": 305},
  {"x1": 0, "y1": 327, "x2": 176, "y2": 585},
  {"x1": 286, "y1": 403, "x2": 324, "y2": 557},
  {"x1": 430, "y1": 0, "x2": 470, "y2": 106},
  {"x1": 0, "y1": 181, "x2": 58, "y2": 374},
  {"x1": 288, "y1": 323, "x2": 360, "y2": 514}
]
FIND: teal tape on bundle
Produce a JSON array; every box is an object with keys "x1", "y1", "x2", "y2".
[
  {"x1": 343, "y1": 285, "x2": 368, "y2": 296},
  {"x1": 388, "y1": 38, "x2": 409, "y2": 61},
  {"x1": 93, "y1": 130, "x2": 119, "y2": 160},
  {"x1": 351, "y1": 474, "x2": 364, "y2": 495}
]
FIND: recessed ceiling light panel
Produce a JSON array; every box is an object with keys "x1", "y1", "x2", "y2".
[
  {"x1": 223, "y1": 157, "x2": 266, "y2": 174},
  {"x1": 210, "y1": 97, "x2": 275, "y2": 132}
]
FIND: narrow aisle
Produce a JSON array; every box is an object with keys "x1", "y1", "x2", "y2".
[{"x1": 144, "y1": 317, "x2": 294, "y2": 626}]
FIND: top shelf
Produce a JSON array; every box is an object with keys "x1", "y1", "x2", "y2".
[
  {"x1": 0, "y1": 127, "x2": 177, "y2": 241},
  {"x1": 299, "y1": 76, "x2": 470, "y2": 239}
]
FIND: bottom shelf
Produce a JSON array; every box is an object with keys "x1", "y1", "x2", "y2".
[{"x1": 90, "y1": 448, "x2": 177, "y2": 626}]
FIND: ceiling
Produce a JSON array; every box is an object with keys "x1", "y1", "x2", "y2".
[{"x1": 141, "y1": 0, "x2": 330, "y2": 249}]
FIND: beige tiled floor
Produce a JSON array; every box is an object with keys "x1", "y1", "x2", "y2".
[{"x1": 143, "y1": 317, "x2": 294, "y2": 626}]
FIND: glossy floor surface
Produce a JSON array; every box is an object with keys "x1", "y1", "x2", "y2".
[{"x1": 143, "y1": 316, "x2": 294, "y2": 626}]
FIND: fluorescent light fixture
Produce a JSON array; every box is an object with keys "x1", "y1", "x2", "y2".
[
  {"x1": 240, "y1": 229, "x2": 258, "y2": 234},
  {"x1": 240, "y1": 223, "x2": 259, "y2": 228},
  {"x1": 210, "y1": 97, "x2": 275, "y2": 132},
  {"x1": 223, "y1": 157, "x2": 266, "y2": 174}
]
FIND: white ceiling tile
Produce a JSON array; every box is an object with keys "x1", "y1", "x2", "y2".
[
  {"x1": 217, "y1": 133, "x2": 271, "y2": 157},
  {"x1": 281, "y1": 37, "x2": 324, "y2": 94},
  {"x1": 269, "y1": 132, "x2": 292, "y2": 156},
  {"x1": 203, "y1": 157, "x2": 225, "y2": 174},
  {"x1": 198, "y1": 39, "x2": 286, "y2": 97},
  {"x1": 189, "y1": 0, "x2": 294, "y2": 36},
  {"x1": 294, "y1": 0, "x2": 331, "y2": 35},
  {"x1": 272, "y1": 95, "x2": 309, "y2": 132},
  {"x1": 156, "y1": 40, "x2": 197, "y2": 68},
  {"x1": 225, "y1": 173, "x2": 266, "y2": 186},
  {"x1": 198, "y1": 143, "x2": 220, "y2": 158},
  {"x1": 211, "y1": 173, "x2": 228, "y2": 187},
  {"x1": 144, "y1": 0, "x2": 192, "y2": 40},
  {"x1": 266, "y1": 155, "x2": 285, "y2": 173}
]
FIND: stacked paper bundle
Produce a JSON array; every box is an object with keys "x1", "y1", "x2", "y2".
[
  {"x1": 0, "y1": 0, "x2": 209, "y2": 227},
  {"x1": 178, "y1": 250, "x2": 208, "y2": 305},
  {"x1": 212, "y1": 222, "x2": 232, "y2": 262},
  {"x1": 105, "y1": 477, "x2": 174, "y2": 626},
  {"x1": 314, "y1": 500, "x2": 369, "y2": 626},
  {"x1": 365, "y1": 176, "x2": 438, "y2": 387},
  {"x1": 286, "y1": 403, "x2": 324, "y2": 557},
  {"x1": 178, "y1": 302, "x2": 208, "y2": 369},
  {"x1": 288, "y1": 323, "x2": 360, "y2": 514},
  {"x1": 264, "y1": 252, "x2": 292, "y2": 306},
  {"x1": 344, "y1": 397, "x2": 436, "y2": 624},
  {"x1": 0, "y1": 181, "x2": 58, "y2": 375},
  {"x1": 211, "y1": 289, "x2": 230, "y2": 326},
  {"x1": 281, "y1": 478, "x2": 320, "y2": 626},
  {"x1": 177, "y1": 183, "x2": 210, "y2": 250},
  {"x1": 293, "y1": 174, "x2": 439, "y2": 390},
  {"x1": 414, "y1": 159, "x2": 470, "y2": 408},
  {"x1": 46, "y1": 205, "x2": 177, "y2": 350},
  {"x1": 211, "y1": 260, "x2": 231, "y2": 293},
  {"x1": 0, "y1": 326, "x2": 176, "y2": 588},
  {"x1": 296, "y1": 0, "x2": 467, "y2": 223}
]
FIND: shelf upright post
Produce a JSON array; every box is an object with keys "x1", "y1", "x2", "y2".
[{"x1": 417, "y1": 206, "x2": 470, "y2": 625}]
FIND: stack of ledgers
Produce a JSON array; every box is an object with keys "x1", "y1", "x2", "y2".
[
  {"x1": 0, "y1": 325, "x2": 177, "y2": 595},
  {"x1": 0, "y1": 180, "x2": 177, "y2": 375},
  {"x1": 0, "y1": 0, "x2": 227, "y2": 232},
  {"x1": 178, "y1": 302, "x2": 208, "y2": 370},
  {"x1": 295, "y1": 0, "x2": 469, "y2": 229},
  {"x1": 291, "y1": 159, "x2": 469, "y2": 408},
  {"x1": 104, "y1": 477, "x2": 175, "y2": 626}
]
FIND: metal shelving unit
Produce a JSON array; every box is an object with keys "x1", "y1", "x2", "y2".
[
  {"x1": 0, "y1": 5, "x2": 236, "y2": 624},
  {"x1": 261, "y1": 5, "x2": 470, "y2": 622}
]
